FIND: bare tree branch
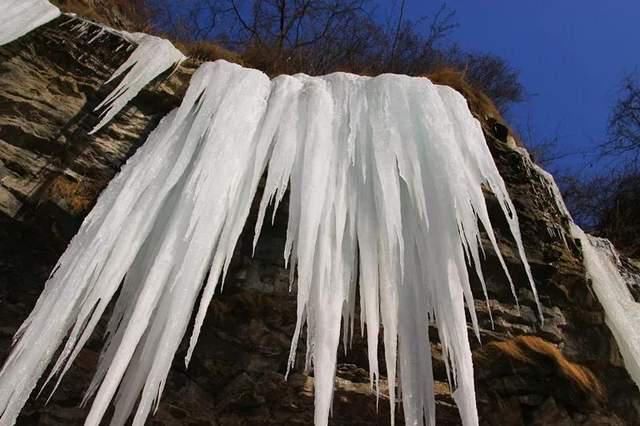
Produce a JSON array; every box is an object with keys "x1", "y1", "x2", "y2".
[{"x1": 388, "y1": 0, "x2": 405, "y2": 68}]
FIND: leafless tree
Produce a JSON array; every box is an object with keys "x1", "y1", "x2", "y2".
[
  {"x1": 146, "y1": 0, "x2": 523, "y2": 109},
  {"x1": 384, "y1": 3, "x2": 457, "y2": 73},
  {"x1": 605, "y1": 74, "x2": 640, "y2": 168},
  {"x1": 552, "y1": 74, "x2": 640, "y2": 254},
  {"x1": 150, "y1": 0, "x2": 234, "y2": 41},
  {"x1": 230, "y1": 0, "x2": 368, "y2": 50}
]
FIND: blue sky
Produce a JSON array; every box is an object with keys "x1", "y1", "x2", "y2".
[{"x1": 401, "y1": 1, "x2": 640, "y2": 174}]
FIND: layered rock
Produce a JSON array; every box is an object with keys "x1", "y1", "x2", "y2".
[{"x1": 0, "y1": 15, "x2": 638, "y2": 425}]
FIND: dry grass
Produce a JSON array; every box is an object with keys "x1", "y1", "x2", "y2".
[
  {"x1": 173, "y1": 40, "x2": 244, "y2": 64},
  {"x1": 47, "y1": 175, "x2": 103, "y2": 215},
  {"x1": 427, "y1": 67, "x2": 502, "y2": 123},
  {"x1": 240, "y1": 43, "x2": 300, "y2": 76},
  {"x1": 483, "y1": 336, "x2": 604, "y2": 400},
  {"x1": 50, "y1": 0, "x2": 151, "y2": 32}
]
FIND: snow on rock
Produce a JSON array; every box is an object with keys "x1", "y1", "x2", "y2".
[
  {"x1": 514, "y1": 146, "x2": 572, "y2": 246},
  {"x1": 0, "y1": 60, "x2": 539, "y2": 426},
  {"x1": 89, "y1": 32, "x2": 185, "y2": 134},
  {"x1": 0, "y1": 0, "x2": 60, "y2": 46}
]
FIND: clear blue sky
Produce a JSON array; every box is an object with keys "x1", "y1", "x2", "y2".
[{"x1": 401, "y1": 1, "x2": 640, "y2": 174}]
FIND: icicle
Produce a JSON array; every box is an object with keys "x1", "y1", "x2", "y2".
[
  {"x1": 89, "y1": 33, "x2": 185, "y2": 134},
  {"x1": 0, "y1": 61, "x2": 538, "y2": 426},
  {"x1": 88, "y1": 28, "x2": 106, "y2": 44},
  {"x1": 49, "y1": 15, "x2": 185, "y2": 135},
  {"x1": 0, "y1": 0, "x2": 60, "y2": 46}
]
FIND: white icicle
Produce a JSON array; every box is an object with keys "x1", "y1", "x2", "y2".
[
  {"x1": 0, "y1": 0, "x2": 60, "y2": 46},
  {"x1": 89, "y1": 33, "x2": 185, "y2": 134},
  {"x1": 0, "y1": 61, "x2": 539, "y2": 426}
]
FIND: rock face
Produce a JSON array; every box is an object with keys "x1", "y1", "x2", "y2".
[{"x1": 0, "y1": 15, "x2": 639, "y2": 426}]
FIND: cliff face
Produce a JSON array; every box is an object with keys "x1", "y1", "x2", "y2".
[{"x1": 0, "y1": 16, "x2": 638, "y2": 426}]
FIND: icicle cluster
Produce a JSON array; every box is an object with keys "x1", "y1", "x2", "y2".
[
  {"x1": 0, "y1": 0, "x2": 60, "y2": 46},
  {"x1": 0, "y1": 61, "x2": 538, "y2": 426},
  {"x1": 90, "y1": 32, "x2": 185, "y2": 134}
]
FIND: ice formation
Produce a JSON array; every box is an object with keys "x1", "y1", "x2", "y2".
[
  {"x1": 519, "y1": 146, "x2": 640, "y2": 393},
  {"x1": 0, "y1": 0, "x2": 183, "y2": 133},
  {"x1": 89, "y1": 32, "x2": 185, "y2": 134},
  {"x1": 3, "y1": 2, "x2": 639, "y2": 423},
  {"x1": 0, "y1": 0, "x2": 60, "y2": 46},
  {"x1": 571, "y1": 226, "x2": 640, "y2": 389},
  {"x1": 0, "y1": 60, "x2": 540, "y2": 426}
]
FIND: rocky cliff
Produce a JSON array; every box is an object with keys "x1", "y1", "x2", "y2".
[{"x1": 0, "y1": 14, "x2": 639, "y2": 426}]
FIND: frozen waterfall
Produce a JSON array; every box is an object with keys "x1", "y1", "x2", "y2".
[
  {"x1": 0, "y1": 59, "x2": 540, "y2": 426},
  {"x1": 572, "y1": 225, "x2": 640, "y2": 390},
  {"x1": 1, "y1": 3, "x2": 639, "y2": 422},
  {"x1": 518, "y1": 146, "x2": 640, "y2": 395}
]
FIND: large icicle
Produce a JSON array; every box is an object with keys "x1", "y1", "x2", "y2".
[
  {"x1": 0, "y1": 0, "x2": 60, "y2": 45},
  {"x1": 0, "y1": 61, "x2": 538, "y2": 426},
  {"x1": 89, "y1": 33, "x2": 185, "y2": 134}
]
